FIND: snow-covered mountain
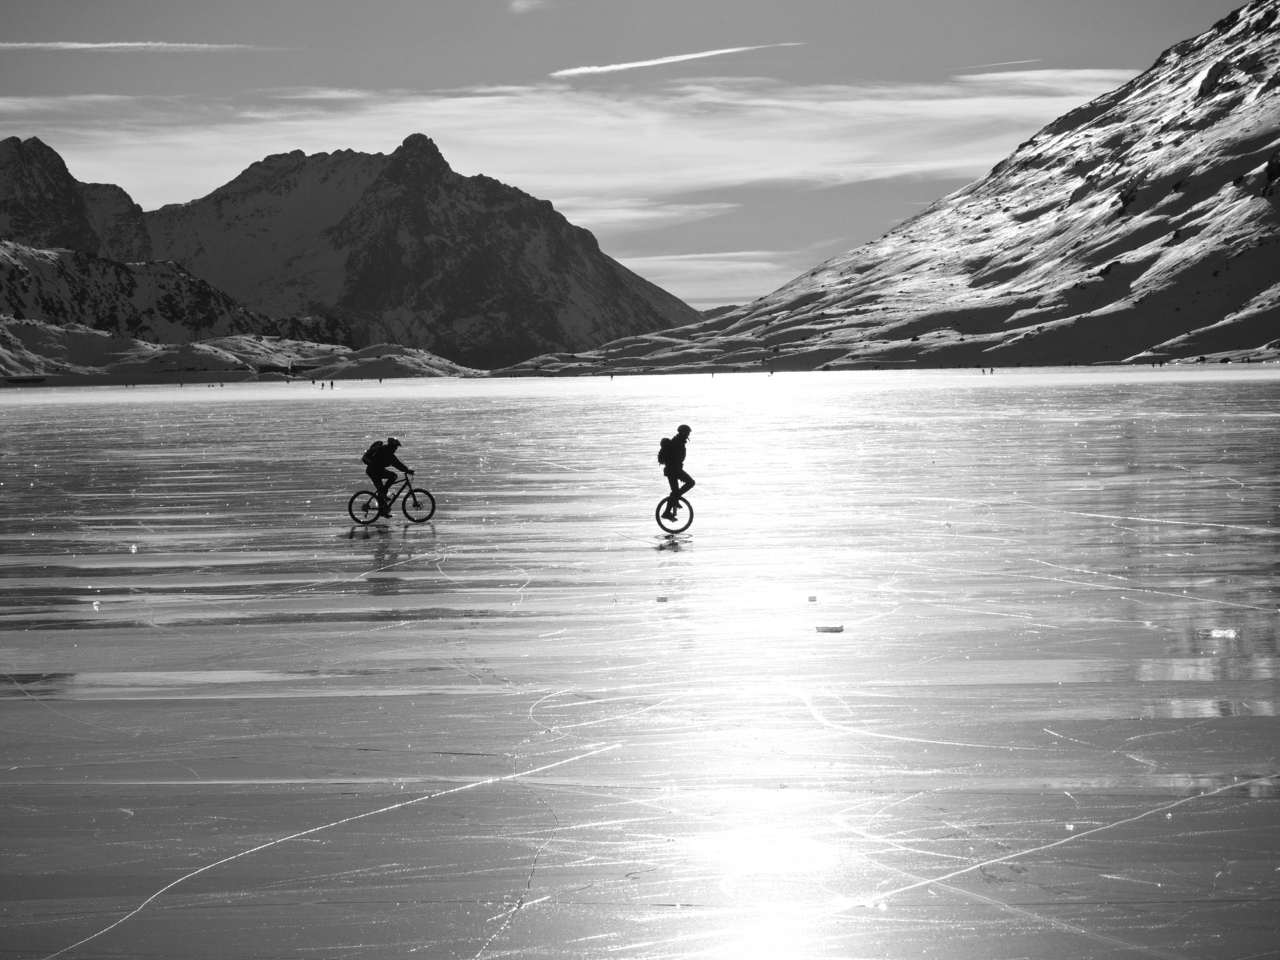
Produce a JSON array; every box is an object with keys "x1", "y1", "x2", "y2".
[
  {"x1": 0, "y1": 240, "x2": 349, "y2": 344},
  {"x1": 142, "y1": 134, "x2": 699, "y2": 368},
  {"x1": 506, "y1": 0, "x2": 1280, "y2": 375}
]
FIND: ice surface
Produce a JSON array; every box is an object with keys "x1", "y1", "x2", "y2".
[{"x1": 1, "y1": 368, "x2": 1278, "y2": 959}]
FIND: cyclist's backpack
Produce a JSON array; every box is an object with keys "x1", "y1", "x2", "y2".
[
  {"x1": 361, "y1": 440, "x2": 383, "y2": 466},
  {"x1": 657, "y1": 437, "x2": 671, "y2": 464}
]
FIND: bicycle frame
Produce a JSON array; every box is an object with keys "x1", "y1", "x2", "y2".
[{"x1": 377, "y1": 473, "x2": 413, "y2": 509}]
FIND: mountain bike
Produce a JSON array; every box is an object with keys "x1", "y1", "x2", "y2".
[
  {"x1": 655, "y1": 495, "x2": 693, "y2": 534},
  {"x1": 348, "y1": 472, "x2": 436, "y2": 524}
]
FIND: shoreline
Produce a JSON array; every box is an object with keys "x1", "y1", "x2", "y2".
[{"x1": 5, "y1": 362, "x2": 1280, "y2": 394}]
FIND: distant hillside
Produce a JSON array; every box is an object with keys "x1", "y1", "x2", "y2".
[
  {"x1": 0, "y1": 240, "x2": 349, "y2": 345},
  {"x1": 0, "y1": 316, "x2": 481, "y2": 382},
  {"x1": 505, "y1": 0, "x2": 1280, "y2": 375}
]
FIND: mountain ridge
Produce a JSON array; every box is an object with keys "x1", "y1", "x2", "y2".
[
  {"x1": 140, "y1": 133, "x2": 700, "y2": 368},
  {"x1": 0, "y1": 134, "x2": 700, "y2": 369}
]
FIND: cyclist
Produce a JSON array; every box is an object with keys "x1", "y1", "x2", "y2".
[
  {"x1": 363, "y1": 437, "x2": 413, "y2": 518},
  {"x1": 659, "y1": 424, "x2": 694, "y2": 520}
]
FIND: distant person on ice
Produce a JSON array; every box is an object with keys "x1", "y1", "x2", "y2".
[
  {"x1": 658, "y1": 424, "x2": 695, "y2": 521},
  {"x1": 362, "y1": 437, "x2": 413, "y2": 518}
]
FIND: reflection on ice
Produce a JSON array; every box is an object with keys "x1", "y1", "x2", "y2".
[
  {"x1": 1134, "y1": 657, "x2": 1277, "y2": 682},
  {"x1": 1147, "y1": 698, "x2": 1277, "y2": 718},
  {"x1": 2, "y1": 369, "x2": 1279, "y2": 959},
  {"x1": 0, "y1": 672, "x2": 73, "y2": 697}
]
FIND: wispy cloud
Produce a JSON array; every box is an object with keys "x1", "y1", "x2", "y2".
[
  {"x1": 616, "y1": 251, "x2": 804, "y2": 308},
  {"x1": 551, "y1": 197, "x2": 737, "y2": 232},
  {"x1": 508, "y1": 0, "x2": 551, "y2": 12},
  {"x1": 1, "y1": 71, "x2": 1134, "y2": 218},
  {"x1": 551, "y1": 43, "x2": 804, "y2": 78},
  {"x1": 0, "y1": 41, "x2": 287, "y2": 52}
]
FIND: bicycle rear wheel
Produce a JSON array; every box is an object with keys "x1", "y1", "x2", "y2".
[
  {"x1": 402, "y1": 488, "x2": 436, "y2": 522},
  {"x1": 348, "y1": 490, "x2": 381, "y2": 525},
  {"x1": 655, "y1": 496, "x2": 693, "y2": 533}
]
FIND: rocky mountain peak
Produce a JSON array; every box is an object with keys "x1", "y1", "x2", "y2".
[
  {"x1": 0, "y1": 135, "x2": 62, "y2": 173},
  {"x1": 387, "y1": 134, "x2": 453, "y2": 184},
  {"x1": 0, "y1": 135, "x2": 101, "y2": 255},
  {"x1": 353, "y1": 135, "x2": 456, "y2": 214}
]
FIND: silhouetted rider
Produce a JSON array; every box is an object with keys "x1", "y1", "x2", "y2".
[
  {"x1": 660, "y1": 424, "x2": 695, "y2": 520},
  {"x1": 363, "y1": 437, "x2": 413, "y2": 518}
]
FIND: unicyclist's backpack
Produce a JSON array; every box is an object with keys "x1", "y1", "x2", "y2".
[
  {"x1": 361, "y1": 440, "x2": 384, "y2": 466},
  {"x1": 657, "y1": 436, "x2": 672, "y2": 464}
]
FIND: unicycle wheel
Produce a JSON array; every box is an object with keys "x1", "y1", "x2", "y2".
[{"x1": 655, "y1": 496, "x2": 693, "y2": 533}]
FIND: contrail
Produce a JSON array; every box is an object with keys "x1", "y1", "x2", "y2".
[
  {"x1": 0, "y1": 41, "x2": 285, "y2": 52},
  {"x1": 552, "y1": 42, "x2": 802, "y2": 78},
  {"x1": 964, "y1": 58, "x2": 1043, "y2": 69}
]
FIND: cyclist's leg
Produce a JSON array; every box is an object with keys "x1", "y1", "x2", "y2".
[
  {"x1": 379, "y1": 471, "x2": 399, "y2": 514},
  {"x1": 367, "y1": 468, "x2": 394, "y2": 514}
]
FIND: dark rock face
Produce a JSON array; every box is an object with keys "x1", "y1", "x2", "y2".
[
  {"x1": 79, "y1": 183, "x2": 152, "y2": 262},
  {"x1": 0, "y1": 137, "x2": 102, "y2": 256},
  {"x1": 143, "y1": 147, "x2": 385, "y2": 317},
  {"x1": 509, "y1": 0, "x2": 1280, "y2": 375},
  {"x1": 143, "y1": 134, "x2": 699, "y2": 368}
]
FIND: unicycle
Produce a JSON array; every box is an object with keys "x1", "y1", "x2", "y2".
[{"x1": 655, "y1": 495, "x2": 693, "y2": 534}]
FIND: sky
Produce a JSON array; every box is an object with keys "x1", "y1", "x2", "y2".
[{"x1": 0, "y1": 0, "x2": 1246, "y2": 309}]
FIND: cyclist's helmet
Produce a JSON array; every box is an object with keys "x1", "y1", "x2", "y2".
[
  {"x1": 677, "y1": 424, "x2": 691, "y2": 436},
  {"x1": 386, "y1": 437, "x2": 400, "y2": 448}
]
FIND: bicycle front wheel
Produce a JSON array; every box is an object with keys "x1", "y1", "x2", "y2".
[
  {"x1": 402, "y1": 488, "x2": 436, "y2": 522},
  {"x1": 348, "y1": 490, "x2": 381, "y2": 525},
  {"x1": 655, "y1": 496, "x2": 693, "y2": 533}
]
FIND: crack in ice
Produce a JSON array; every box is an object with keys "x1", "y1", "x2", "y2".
[
  {"x1": 40, "y1": 742, "x2": 619, "y2": 960},
  {"x1": 840, "y1": 772, "x2": 1279, "y2": 913}
]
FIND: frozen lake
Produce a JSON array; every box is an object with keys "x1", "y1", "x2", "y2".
[{"x1": 2, "y1": 368, "x2": 1279, "y2": 959}]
